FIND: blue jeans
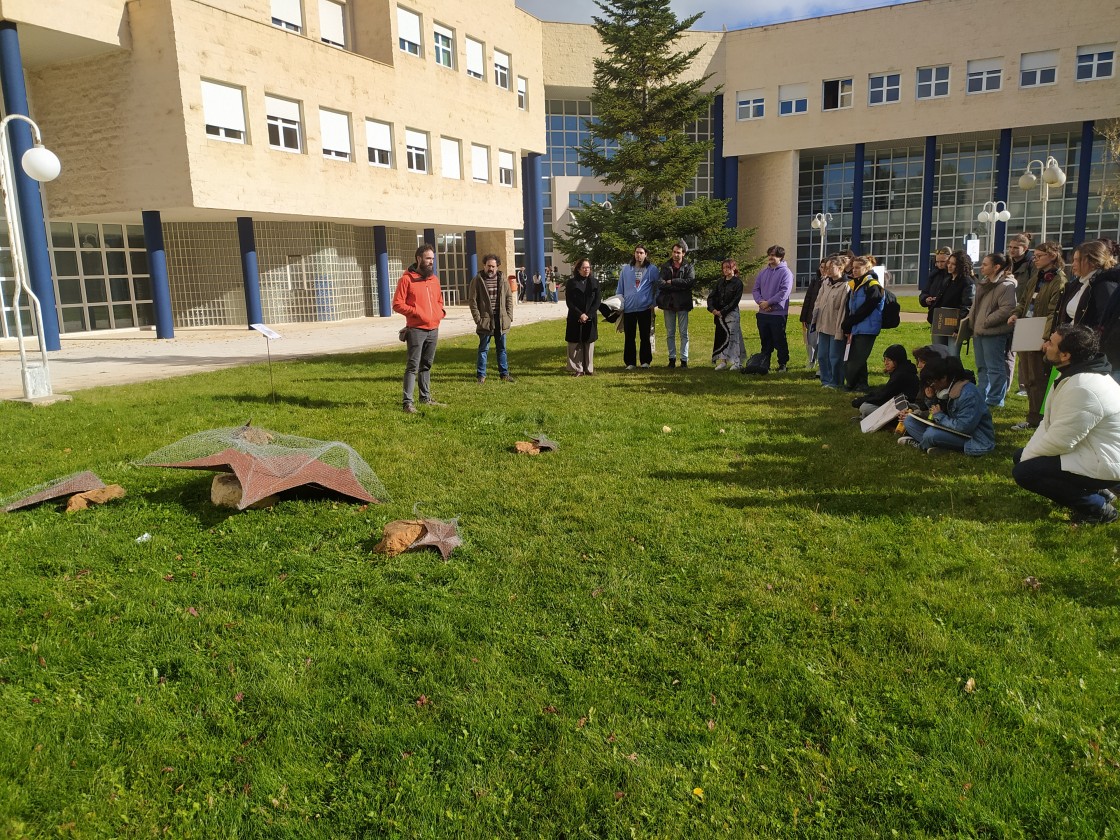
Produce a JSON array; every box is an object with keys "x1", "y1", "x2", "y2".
[
  {"x1": 903, "y1": 413, "x2": 968, "y2": 452},
  {"x1": 663, "y1": 310, "x2": 690, "y2": 362},
  {"x1": 756, "y1": 313, "x2": 789, "y2": 366},
  {"x1": 476, "y1": 332, "x2": 508, "y2": 379},
  {"x1": 974, "y1": 333, "x2": 1012, "y2": 407},
  {"x1": 1013, "y1": 449, "x2": 1117, "y2": 517},
  {"x1": 817, "y1": 333, "x2": 845, "y2": 387}
]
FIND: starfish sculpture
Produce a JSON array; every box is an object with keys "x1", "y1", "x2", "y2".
[{"x1": 409, "y1": 518, "x2": 462, "y2": 560}]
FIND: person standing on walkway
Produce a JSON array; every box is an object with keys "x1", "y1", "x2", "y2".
[
  {"x1": 393, "y1": 243, "x2": 447, "y2": 414},
  {"x1": 657, "y1": 239, "x2": 695, "y2": 369},
  {"x1": 565, "y1": 258, "x2": 601, "y2": 376},
  {"x1": 468, "y1": 253, "x2": 516, "y2": 384},
  {"x1": 752, "y1": 245, "x2": 794, "y2": 373},
  {"x1": 618, "y1": 245, "x2": 660, "y2": 369}
]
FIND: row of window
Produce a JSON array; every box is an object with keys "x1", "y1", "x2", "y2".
[
  {"x1": 200, "y1": 81, "x2": 516, "y2": 184},
  {"x1": 736, "y1": 44, "x2": 1115, "y2": 120}
]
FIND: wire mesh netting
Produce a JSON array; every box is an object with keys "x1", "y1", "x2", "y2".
[{"x1": 2, "y1": 470, "x2": 108, "y2": 512}]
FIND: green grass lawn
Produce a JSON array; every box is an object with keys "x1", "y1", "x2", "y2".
[{"x1": 2, "y1": 315, "x2": 1118, "y2": 838}]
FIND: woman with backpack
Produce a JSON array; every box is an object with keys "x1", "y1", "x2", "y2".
[{"x1": 842, "y1": 254, "x2": 885, "y2": 391}]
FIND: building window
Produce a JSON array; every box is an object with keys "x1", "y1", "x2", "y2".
[
  {"x1": 200, "y1": 80, "x2": 246, "y2": 143},
  {"x1": 319, "y1": 108, "x2": 351, "y2": 161},
  {"x1": 822, "y1": 78, "x2": 853, "y2": 110},
  {"x1": 494, "y1": 50, "x2": 510, "y2": 90},
  {"x1": 271, "y1": 0, "x2": 302, "y2": 32},
  {"x1": 916, "y1": 65, "x2": 950, "y2": 99},
  {"x1": 868, "y1": 72, "x2": 900, "y2": 105},
  {"x1": 966, "y1": 58, "x2": 1001, "y2": 93},
  {"x1": 498, "y1": 150, "x2": 515, "y2": 187},
  {"x1": 433, "y1": 23, "x2": 454, "y2": 68},
  {"x1": 265, "y1": 95, "x2": 302, "y2": 152},
  {"x1": 517, "y1": 77, "x2": 528, "y2": 110},
  {"x1": 440, "y1": 137, "x2": 461, "y2": 179},
  {"x1": 1020, "y1": 50, "x2": 1058, "y2": 87},
  {"x1": 735, "y1": 90, "x2": 764, "y2": 120},
  {"x1": 365, "y1": 119, "x2": 392, "y2": 167},
  {"x1": 471, "y1": 144, "x2": 489, "y2": 183},
  {"x1": 778, "y1": 83, "x2": 808, "y2": 116},
  {"x1": 319, "y1": 0, "x2": 346, "y2": 47},
  {"x1": 405, "y1": 129, "x2": 428, "y2": 173},
  {"x1": 397, "y1": 7, "x2": 422, "y2": 56},
  {"x1": 1077, "y1": 44, "x2": 1115, "y2": 80},
  {"x1": 466, "y1": 37, "x2": 484, "y2": 79}
]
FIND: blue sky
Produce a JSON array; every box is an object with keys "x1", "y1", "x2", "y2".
[{"x1": 514, "y1": 0, "x2": 920, "y2": 30}]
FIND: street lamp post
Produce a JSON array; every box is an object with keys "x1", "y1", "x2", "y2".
[
  {"x1": 976, "y1": 200, "x2": 1011, "y2": 255},
  {"x1": 1, "y1": 113, "x2": 62, "y2": 401},
  {"x1": 810, "y1": 212, "x2": 833, "y2": 264},
  {"x1": 1018, "y1": 156, "x2": 1066, "y2": 244}
]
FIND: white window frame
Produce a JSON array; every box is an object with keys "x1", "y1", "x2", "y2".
[
  {"x1": 318, "y1": 108, "x2": 352, "y2": 161},
  {"x1": 466, "y1": 37, "x2": 485, "y2": 80},
  {"x1": 440, "y1": 137, "x2": 461, "y2": 179},
  {"x1": 405, "y1": 129, "x2": 428, "y2": 173},
  {"x1": 433, "y1": 22, "x2": 455, "y2": 69},
  {"x1": 265, "y1": 94, "x2": 302, "y2": 153},
  {"x1": 271, "y1": 0, "x2": 303, "y2": 32},
  {"x1": 319, "y1": 0, "x2": 346, "y2": 47},
  {"x1": 735, "y1": 90, "x2": 764, "y2": 120},
  {"x1": 966, "y1": 58, "x2": 1002, "y2": 94},
  {"x1": 916, "y1": 64, "x2": 950, "y2": 99},
  {"x1": 493, "y1": 50, "x2": 510, "y2": 90},
  {"x1": 471, "y1": 144, "x2": 489, "y2": 183},
  {"x1": 822, "y1": 78, "x2": 853, "y2": 111},
  {"x1": 868, "y1": 72, "x2": 900, "y2": 105},
  {"x1": 778, "y1": 83, "x2": 808, "y2": 116},
  {"x1": 1076, "y1": 44, "x2": 1115, "y2": 81},
  {"x1": 365, "y1": 119, "x2": 392, "y2": 167},
  {"x1": 397, "y1": 6, "x2": 422, "y2": 57},
  {"x1": 1020, "y1": 50, "x2": 1058, "y2": 88},
  {"x1": 201, "y1": 80, "x2": 247, "y2": 143},
  {"x1": 498, "y1": 150, "x2": 515, "y2": 187},
  {"x1": 517, "y1": 76, "x2": 528, "y2": 110}
]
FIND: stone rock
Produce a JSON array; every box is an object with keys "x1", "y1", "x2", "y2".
[
  {"x1": 65, "y1": 484, "x2": 126, "y2": 512},
  {"x1": 373, "y1": 519, "x2": 426, "y2": 556},
  {"x1": 211, "y1": 474, "x2": 277, "y2": 509},
  {"x1": 513, "y1": 441, "x2": 541, "y2": 455}
]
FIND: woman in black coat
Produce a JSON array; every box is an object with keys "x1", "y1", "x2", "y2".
[
  {"x1": 934, "y1": 250, "x2": 976, "y2": 357},
  {"x1": 565, "y1": 258, "x2": 601, "y2": 376}
]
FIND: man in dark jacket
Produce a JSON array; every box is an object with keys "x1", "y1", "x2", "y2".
[
  {"x1": 467, "y1": 253, "x2": 516, "y2": 384},
  {"x1": 851, "y1": 344, "x2": 920, "y2": 418},
  {"x1": 657, "y1": 239, "x2": 696, "y2": 368}
]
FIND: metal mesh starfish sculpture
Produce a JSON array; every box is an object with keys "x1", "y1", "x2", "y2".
[{"x1": 2, "y1": 471, "x2": 107, "y2": 512}]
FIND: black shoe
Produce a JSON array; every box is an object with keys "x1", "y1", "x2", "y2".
[
  {"x1": 1070, "y1": 503, "x2": 1119, "y2": 525},
  {"x1": 680, "y1": 360, "x2": 688, "y2": 369},
  {"x1": 667, "y1": 359, "x2": 676, "y2": 368},
  {"x1": 776, "y1": 364, "x2": 788, "y2": 373}
]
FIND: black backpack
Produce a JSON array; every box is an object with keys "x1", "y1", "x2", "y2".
[
  {"x1": 742, "y1": 352, "x2": 770, "y2": 374},
  {"x1": 880, "y1": 288, "x2": 901, "y2": 329}
]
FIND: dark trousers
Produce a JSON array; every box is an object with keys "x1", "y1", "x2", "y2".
[
  {"x1": 403, "y1": 327, "x2": 438, "y2": 406},
  {"x1": 623, "y1": 309, "x2": 653, "y2": 366},
  {"x1": 756, "y1": 313, "x2": 789, "y2": 366},
  {"x1": 1012, "y1": 449, "x2": 1116, "y2": 516},
  {"x1": 845, "y1": 333, "x2": 877, "y2": 390}
]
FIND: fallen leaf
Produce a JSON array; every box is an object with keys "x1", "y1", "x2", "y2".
[
  {"x1": 710, "y1": 693, "x2": 718, "y2": 706},
  {"x1": 1023, "y1": 576, "x2": 1041, "y2": 591},
  {"x1": 401, "y1": 751, "x2": 413, "y2": 759},
  {"x1": 543, "y1": 705, "x2": 558, "y2": 714},
  {"x1": 577, "y1": 717, "x2": 587, "y2": 728},
  {"x1": 607, "y1": 733, "x2": 617, "y2": 743},
  {"x1": 707, "y1": 719, "x2": 716, "y2": 731},
  {"x1": 31, "y1": 697, "x2": 40, "y2": 704},
  {"x1": 627, "y1": 753, "x2": 638, "y2": 762},
  {"x1": 614, "y1": 791, "x2": 625, "y2": 801},
  {"x1": 163, "y1": 574, "x2": 174, "y2": 582},
  {"x1": 416, "y1": 695, "x2": 432, "y2": 707},
  {"x1": 692, "y1": 787, "x2": 704, "y2": 800},
  {"x1": 38, "y1": 656, "x2": 46, "y2": 668},
  {"x1": 186, "y1": 607, "x2": 199, "y2": 618},
  {"x1": 233, "y1": 692, "x2": 244, "y2": 703},
  {"x1": 161, "y1": 767, "x2": 174, "y2": 774},
  {"x1": 591, "y1": 587, "x2": 603, "y2": 598},
  {"x1": 964, "y1": 677, "x2": 976, "y2": 693}
]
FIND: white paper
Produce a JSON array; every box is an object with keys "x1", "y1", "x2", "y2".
[
  {"x1": 1011, "y1": 317, "x2": 1047, "y2": 352},
  {"x1": 860, "y1": 395, "x2": 908, "y2": 434},
  {"x1": 250, "y1": 323, "x2": 282, "y2": 340}
]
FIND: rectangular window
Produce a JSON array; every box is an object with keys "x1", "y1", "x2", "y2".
[
  {"x1": 319, "y1": 108, "x2": 351, "y2": 160},
  {"x1": 466, "y1": 37, "x2": 484, "y2": 79},
  {"x1": 868, "y1": 72, "x2": 900, "y2": 105},
  {"x1": 1077, "y1": 43, "x2": 1115, "y2": 80},
  {"x1": 517, "y1": 76, "x2": 528, "y2": 110},
  {"x1": 471, "y1": 144, "x2": 489, "y2": 182},
  {"x1": 498, "y1": 150, "x2": 515, "y2": 186},
  {"x1": 736, "y1": 89, "x2": 764, "y2": 120},
  {"x1": 397, "y1": 7, "x2": 421, "y2": 56},
  {"x1": 365, "y1": 119, "x2": 392, "y2": 167},
  {"x1": 966, "y1": 58, "x2": 1001, "y2": 93},
  {"x1": 200, "y1": 80, "x2": 246, "y2": 143},
  {"x1": 405, "y1": 129, "x2": 428, "y2": 173},
  {"x1": 271, "y1": 0, "x2": 302, "y2": 32},
  {"x1": 916, "y1": 64, "x2": 950, "y2": 99},
  {"x1": 433, "y1": 23, "x2": 454, "y2": 68},
  {"x1": 265, "y1": 94, "x2": 302, "y2": 152},
  {"x1": 1020, "y1": 49, "x2": 1058, "y2": 87},
  {"x1": 319, "y1": 0, "x2": 346, "y2": 47},
  {"x1": 822, "y1": 78, "x2": 853, "y2": 110},
  {"x1": 440, "y1": 137, "x2": 461, "y2": 179},
  {"x1": 778, "y1": 83, "x2": 808, "y2": 116},
  {"x1": 494, "y1": 50, "x2": 510, "y2": 90}
]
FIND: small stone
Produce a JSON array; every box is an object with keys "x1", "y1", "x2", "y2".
[
  {"x1": 373, "y1": 519, "x2": 426, "y2": 556},
  {"x1": 211, "y1": 474, "x2": 277, "y2": 510},
  {"x1": 662, "y1": 426, "x2": 672, "y2": 433},
  {"x1": 65, "y1": 484, "x2": 126, "y2": 512}
]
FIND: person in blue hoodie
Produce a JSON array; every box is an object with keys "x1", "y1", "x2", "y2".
[
  {"x1": 842, "y1": 254, "x2": 885, "y2": 391},
  {"x1": 617, "y1": 244, "x2": 660, "y2": 369},
  {"x1": 899, "y1": 356, "x2": 996, "y2": 455},
  {"x1": 751, "y1": 244, "x2": 795, "y2": 372}
]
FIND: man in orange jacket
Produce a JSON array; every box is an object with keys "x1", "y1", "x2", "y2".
[{"x1": 393, "y1": 243, "x2": 447, "y2": 414}]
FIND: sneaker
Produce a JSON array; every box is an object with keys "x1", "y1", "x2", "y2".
[
  {"x1": 1010, "y1": 420, "x2": 1033, "y2": 431},
  {"x1": 729, "y1": 364, "x2": 741, "y2": 371},
  {"x1": 1016, "y1": 388, "x2": 1028, "y2": 397},
  {"x1": 667, "y1": 359, "x2": 676, "y2": 368},
  {"x1": 1100, "y1": 488, "x2": 1117, "y2": 504},
  {"x1": 625, "y1": 365, "x2": 636, "y2": 370},
  {"x1": 897, "y1": 436, "x2": 921, "y2": 449},
  {"x1": 713, "y1": 361, "x2": 727, "y2": 371},
  {"x1": 500, "y1": 374, "x2": 516, "y2": 383},
  {"x1": 640, "y1": 363, "x2": 650, "y2": 369},
  {"x1": 680, "y1": 360, "x2": 688, "y2": 369},
  {"x1": 776, "y1": 364, "x2": 788, "y2": 373},
  {"x1": 477, "y1": 376, "x2": 486, "y2": 384},
  {"x1": 420, "y1": 399, "x2": 447, "y2": 407},
  {"x1": 1070, "y1": 503, "x2": 1119, "y2": 525},
  {"x1": 403, "y1": 404, "x2": 417, "y2": 414}
]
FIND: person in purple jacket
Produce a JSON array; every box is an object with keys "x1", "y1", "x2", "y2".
[{"x1": 751, "y1": 245, "x2": 795, "y2": 373}]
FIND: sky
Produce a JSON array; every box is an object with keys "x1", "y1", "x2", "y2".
[{"x1": 513, "y1": 0, "x2": 920, "y2": 30}]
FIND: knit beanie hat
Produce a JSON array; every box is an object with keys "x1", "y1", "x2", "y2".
[{"x1": 883, "y1": 344, "x2": 908, "y2": 365}]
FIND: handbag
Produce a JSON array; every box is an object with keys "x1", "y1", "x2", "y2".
[{"x1": 398, "y1": 326, "x2": 410, "y2": 342}]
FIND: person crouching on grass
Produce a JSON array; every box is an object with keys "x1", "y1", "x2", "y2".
[{"x1": 897, "y1": 356, "x2": 995, "y2": 455}]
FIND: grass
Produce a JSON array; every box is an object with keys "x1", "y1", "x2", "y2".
[{"x1": 1, "y1": 312, "x2": 1118, "y2": 838}]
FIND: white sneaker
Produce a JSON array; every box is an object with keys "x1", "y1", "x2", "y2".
[
  {"x1": 714, "y1": 360, "x2": 728, "y2": 371},
  {"x1": 1011, "y1": 420, "x2": 1033, "y2": 431},
  {"x1": 625, "y1": 364, "x2": 636, "y2": 370},
  {"x1": 729, "y1": 364, "x2": 741, "y2": 371},
  {"x1": 640, "y1": 363, "x2": 650, "y2": 368}
]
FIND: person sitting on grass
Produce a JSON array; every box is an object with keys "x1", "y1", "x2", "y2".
[
  {"x1": 851, "y1": 344, "x2": 920, "y2": 419},
  {"x1": 908, "y1": 345, "x2": 952, "y2": 414},
  {"x1": 898, "y1": 356, "x2": 995, "y2": 455}
]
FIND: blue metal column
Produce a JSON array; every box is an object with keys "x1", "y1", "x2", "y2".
[
  {"x1": 236, "y1": 217, "x2": 262, "y2": 327},
  {"x1": 141, "y1": 210, "x2": 174, "y2": 339},
  {"x1": 918, "y1": 135, "x2": 937, "y2": 291},
  {"x1": 423, "y1": 227, "x2": 437, "y2": 274},
  {"x1": 1073, "y1": 120, "x2": 1095, "y2": 245},
  {"x1": 526, "y1": 152, "x2": 545, "y2": 283},
  {"x1": 994, "y1": 128, "x2": 1013, "y2": 253},
  {"x1": 373, "y1": 225, "x2": 391, "y2": 316},
  {"x1": 851, "y1": 143, "x2": 865, "y2": 254},
  {"x1": 465, "y1": 229, "x2": 478, "y2": 280},
  {"x1": 0, "y1": 22, "x2": 59, "y2": 350},
  {"x1": 724, "y1": 155, "x2": 739, "y2": 229},
  {"x1": 520, "y1": 155, "x2": 535, "y2": 277},
  {"x1": 712, "y1": 95, "x2": 725, "y2": 203}
]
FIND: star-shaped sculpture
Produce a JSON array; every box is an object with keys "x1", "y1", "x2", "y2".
[
  {"x1": 4, "y1": 471, "x2": 107, "y2": 512},
  {"x1": 531, "y1": 433, "x2": 559, "y2": 452},
  {"x1": 409, "y1": 518, "x2": 462, "y2": 560}
]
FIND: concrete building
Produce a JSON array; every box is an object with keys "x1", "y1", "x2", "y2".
[{"x1": 0, "y1": 0, "x2": 1116, "y2": 344}]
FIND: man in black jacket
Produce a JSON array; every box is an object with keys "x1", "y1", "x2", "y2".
[{"x1": 657, "y1": 239, "x2": 696, "y2": 368}]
